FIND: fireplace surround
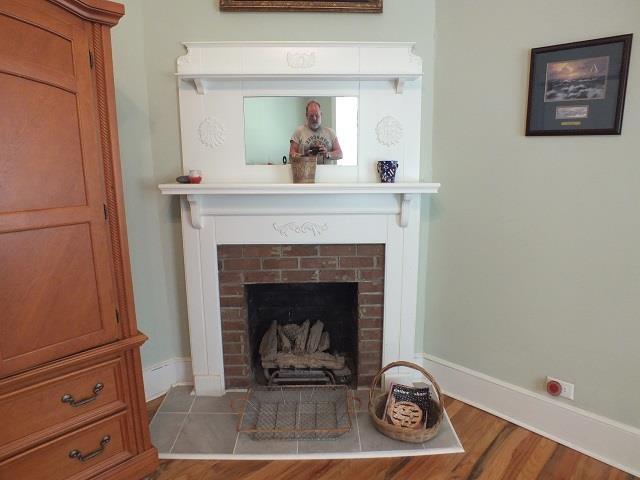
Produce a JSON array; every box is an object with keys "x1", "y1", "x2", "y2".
[
  {"x1": 218, "y1": 243, "x2": 384, "y2": 389},
  {"x1": 160, "y1": 42, "x2": 440, "y2": 396}
]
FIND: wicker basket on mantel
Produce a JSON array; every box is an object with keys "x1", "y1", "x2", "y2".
[{"x1": 368, "y1": 361, "x2": 444, "y2": 443}]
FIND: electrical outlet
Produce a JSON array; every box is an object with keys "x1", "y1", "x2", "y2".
[{"x1": 546, "y1": 376, "x2": 574, "y2": 400}]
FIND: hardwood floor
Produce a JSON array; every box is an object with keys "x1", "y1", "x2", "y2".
[{"x1": 145, "y1": 395, "x2": 636, "y2": 480}]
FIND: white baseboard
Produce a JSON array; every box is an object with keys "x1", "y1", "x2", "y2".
[
  {"x1": 143, "y1": 357, "x2": 193, "y2": 401},
  {"x1": 416, "y1": 353, "x2": 640, "y2": 477}
]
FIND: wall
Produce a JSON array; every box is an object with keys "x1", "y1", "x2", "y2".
[
  {"x1": 111, "y1": 1, "x2": 436, "y2": 368},
  {"x1": 112, "y1": 0, "x2": 191, "y2": 366},
  {"x1": 427, "y1": 0, "x2": 640, "y2": 426}
]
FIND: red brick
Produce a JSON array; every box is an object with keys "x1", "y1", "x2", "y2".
[
  {"x1": 358, "y1": 364, "x2": 380, "y2": 376},
  {"x1": 358, "y1": 375, "x2": 375, "y2": 388},
  {"x1": 224, "y1": 365, "x2": 249, "y2": 376},
  {"x1": 357, "y1": 244, "x2": 385, "y2": 256},
  {"x1": 359, "y1": 329, "x2": 382, "y2": 341},
  {"x1": 360, "y1": 305, "x2": 383, "y2": 318},
  {"x1": 218, "y1": 245, "x2": 244, "y2": 258},
  {"x1": 358, "y1": 269, "x2": 384, "y2": 281},
  {"x1": 244, "y1": 270, "x2": 281, "y2": 283},
  {"x1": 244, "y1": 245, "x2": 282, "y2": 257},
  {"x1": 223, "y1": 354, "x2": 249, "y2": 366},
  {"x1": 226, "y1": 377, "x2": 250, "y2": 388},
  {"x1": 220, "y1": 295, "x2": 244, "y2": 307},
  {"x1": 359, "y1": 318, "x2": 382, "y2": 329},
  {"x1": 220, "y1": 285, "x2": 244, "y2": 296},
  {"x1": 224, "y1": 258, "x2": 261, "y2": 271},
  {"x1": 319, "y1": 245, "x2": 356, "y2": 256},
  {"x1": 318, "y1": 269, "x2": 356, "y2": 282},
  {"x1": 359, "y1": 351, "x2": 382, "y2": 364},
  {"x1": 220, "y1": 307, "x2": 243, "y2": 320},
  {"x1": 222, "y1": 342, "x2": 246, "y2": 354},
  {"x1": 358, "y1": 281, "x2": 384, "y2": 293},
  {"x1": 281, "y1": 270, "x2": 319, "y2": 282},
  {"x1": 300, "y1": 257, "x2": 338, "y2": 269},
  {"x1": 358, "y1": 293, "x2": 384, "y2": 305},
  {"x1": 219, "y1": 271, "x2": 243, "y2": 284},
  {"x1": 359, "y1": 340, "x2": 382, "y2": 352},
  {"x1": 262, "y1": 258, "x2": 299, "y2": 269},
  {"x1": 222, "y1": 320, "x2": 246, "y2": 331},
  {"x1": 223, "y1": 331, "x2": 244, "y2": 343},
  {"x1": 282, "y1": 245, "x2": 318, "y2": 256},
  {"x1": 340, "y1": 256, "x2": 374, "y2": 268},
  {"x1": 374, "y1": 256, "x2": 385, "y2": 268}
]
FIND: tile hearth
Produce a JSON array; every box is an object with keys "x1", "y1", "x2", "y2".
[{"x1": 151, "y1": 386, "x2": 464, "y2": 460}]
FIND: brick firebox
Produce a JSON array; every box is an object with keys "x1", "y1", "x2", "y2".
[{"x1": 218, "y1": 243, "x2": 384, "y2": 389}]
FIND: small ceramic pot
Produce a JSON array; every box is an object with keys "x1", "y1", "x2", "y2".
[{"x1": 377, "y1": 160, "x2": 398, "y2": 183}]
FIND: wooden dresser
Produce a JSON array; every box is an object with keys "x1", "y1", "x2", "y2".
[{"x1": 0, "y1": 0, "x2": 158, "y2": 478}]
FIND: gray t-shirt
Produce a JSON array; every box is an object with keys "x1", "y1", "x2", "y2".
[{"x1": 290, "y1": 125, "x2": 338, "y2": 157}]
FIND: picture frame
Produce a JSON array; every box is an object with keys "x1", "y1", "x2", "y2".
[
  {"x1": 219, "y1": 0, "x2": 382, "y2": 13},
  {"x1": 525, "y1": 34, "x2": 632, "y2": 136}
]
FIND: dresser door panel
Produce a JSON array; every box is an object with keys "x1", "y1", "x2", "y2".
[{"x1": 0, "y1": 2, "x2": 119, "y2": 376}]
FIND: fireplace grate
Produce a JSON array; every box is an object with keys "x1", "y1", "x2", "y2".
[{"x1": 237, "y1": 385, "x2": 352, "y2": 440}]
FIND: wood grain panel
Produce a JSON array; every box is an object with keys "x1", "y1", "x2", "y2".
[
  {"x1": 0, "y1": 12, "x2": 74, "y2": 79},
  {"x1": 0, "y1": 357, "x2": 126, "y2": 458},
  {"x1": 0, "y1": 412, "x2": 132, "y2": 480},
  {"x1": 0, "y1": 72, "x2": 86, "y2": 213},
  {"x1": 0, "y1": 223, "x2": 118, "y2": 373}
]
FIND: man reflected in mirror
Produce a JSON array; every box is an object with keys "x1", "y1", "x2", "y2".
[{"x1": 290, "y1": 100, "x2": 343, "y2": 165}]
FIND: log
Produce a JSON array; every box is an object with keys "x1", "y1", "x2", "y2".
[
  {"x1": 317, "y1": 331, "x2": 330, "y2": 352},
  {"x1": 306, "y1": 320, "x2": 323, "y2": 353},
  {"x1": 277, "y1": 325, "x2": 292, "y2": 353},
  {"x1": 263, "y1": 352, "x2": 345, "y2": 370},
  {"x1": 259, "y1": 321, "x2": 278, "y2": 361},
  {"x1": 293, "y1": 319, "x2": 310, "y2": 353}
]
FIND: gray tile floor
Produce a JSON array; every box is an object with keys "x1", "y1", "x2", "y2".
[{"x1": 150, "y1": 386, "x2": 463, "y2": 458}]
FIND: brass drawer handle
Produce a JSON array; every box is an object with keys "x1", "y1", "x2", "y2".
[
  {"x1": 68, "y1": 435, "x2": 111, "y2": 463},
  {"x1": 61, "y1": 383, "x2": 104, "y2": 407}
]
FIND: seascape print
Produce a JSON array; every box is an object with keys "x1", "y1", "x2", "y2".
[{"x1": 544, "y1": 56, "x2": 609, "y2": 102}]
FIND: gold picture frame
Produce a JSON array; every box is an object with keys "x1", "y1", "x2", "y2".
[{"x1": 220, "y1": 0, "x2": 382, "y2": 13}]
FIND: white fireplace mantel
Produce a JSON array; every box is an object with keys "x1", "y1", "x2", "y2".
[
  {"x1": 166, "y1": 41, "x2": 439, "y2": 396},
  {"x1": 159, "y1": 182, "x2": 440, "y2": 229}
]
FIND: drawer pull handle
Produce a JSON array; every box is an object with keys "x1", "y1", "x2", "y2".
[
  {"x1": 61, "y1": 383, "x2": 104, "y2": 407},
  {"x1": 68, "y1": 435, "x2": 111, "y2": 463}
]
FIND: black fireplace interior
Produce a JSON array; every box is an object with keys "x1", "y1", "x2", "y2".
[{"x1": 246, "y1": 282, "x2": 358, "y2": 387}]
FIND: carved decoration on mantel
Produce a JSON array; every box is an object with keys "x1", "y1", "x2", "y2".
[
  {"x1": 198, "y1": 117, "x2": 226, "y2": 148},
  {"x1": 273, "y1": 221, "x2": 328, "y2": 237},
  {"x1": 177, "y1": 46, "x2": 194, "y2": 67},
  {"x1": 287, "y1": 51, "x2": 316, "y2": 69},
  {"x1": 376, "y1": 116, "x2": 403, "y2": 146}
]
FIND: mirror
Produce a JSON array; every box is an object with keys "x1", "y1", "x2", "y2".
[{"x1": 243, "y1": 96, "x2": 358, "y2": 166}]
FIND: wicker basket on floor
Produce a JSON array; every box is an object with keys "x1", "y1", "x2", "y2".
[{"x1": 368, "y1": 360, "x2": 443, "y2": 443}]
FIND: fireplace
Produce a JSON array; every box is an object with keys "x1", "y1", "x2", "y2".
[
  {"x1": 160, "y1": 41, "x2": 439, "y2": 396},
  {"x1": 218, "y1": 244, "x2": 384, "y2": 389}
]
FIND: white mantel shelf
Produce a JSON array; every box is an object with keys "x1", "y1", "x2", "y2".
[{"x1": 159, "y1": 182, "x2": 440, "y2": 229}]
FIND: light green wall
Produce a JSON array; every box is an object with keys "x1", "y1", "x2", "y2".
[
  {"x1": 112, "y1": 0, "x2": 190, "y2": 366},
  {"x1": 244, "y1": 97, "x2": 304, "y2": 164},
  {"x1": 427, "y1": 0, "x2": 640, "y2": 426},
  {"x1": 111, "y1": 0, "x2": 436, "y2": 366}
]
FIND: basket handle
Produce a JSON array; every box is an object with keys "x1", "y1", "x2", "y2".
[{"x1": 369, "y1": 360, "x2": 443, "y2": 406}]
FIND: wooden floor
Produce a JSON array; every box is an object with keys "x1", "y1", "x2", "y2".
[{"x1": 145, "y1": 395, "x2": 636, "y2": 480}]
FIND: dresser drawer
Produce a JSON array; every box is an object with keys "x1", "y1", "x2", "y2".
[
  {"x1": 0, "y1": 357, "x2": 127, "y2": 458},
  {"x1": 0, "y1": 411, "x2": 133, "y2": 480}
]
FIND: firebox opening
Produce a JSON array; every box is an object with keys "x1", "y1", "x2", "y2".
[{"x1": 246, "y1": 282, "x2": 358, "y2": 388}]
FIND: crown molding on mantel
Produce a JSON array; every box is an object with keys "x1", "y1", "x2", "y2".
[
  {"x1": 176, "y1": 42, "x2": 423, "y2": 94},
  {"x1": 159, "y1": 182, "x2": 440, "y2": 229}
]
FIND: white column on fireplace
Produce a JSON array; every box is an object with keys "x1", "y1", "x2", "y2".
[{"x1": 161, "y1": 42, "x2": 440, "y2": 395}]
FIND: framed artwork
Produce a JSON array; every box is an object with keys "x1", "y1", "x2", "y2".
[
  {"x1": 219, "y1": 0, "x2": 382, "y2": 13},
  {"x1": 525, "y1": 34, "x2": 632, "y2": 135}
]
